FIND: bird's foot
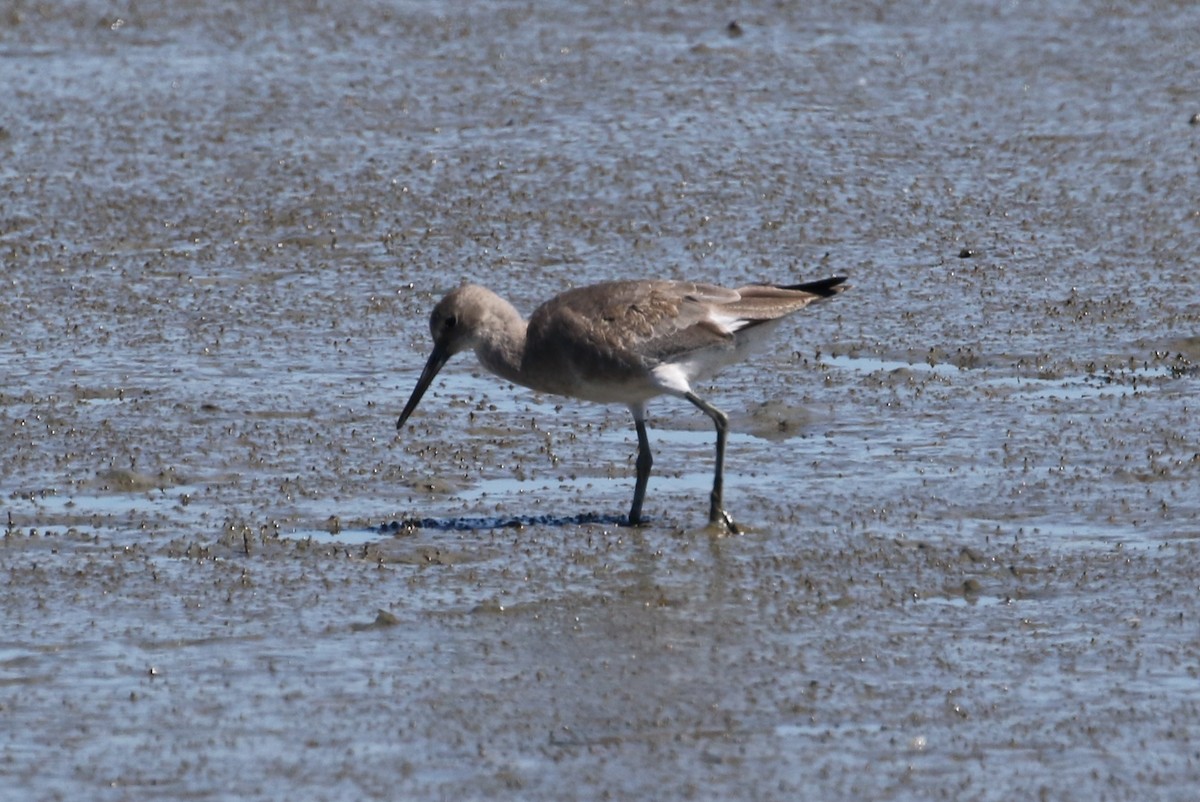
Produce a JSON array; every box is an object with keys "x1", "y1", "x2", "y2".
[{"x1": 709, "y1": 508, "x2": 740, "y2": 535}]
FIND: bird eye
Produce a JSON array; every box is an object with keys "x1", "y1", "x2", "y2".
[{"x1": 445, "y1": 314, "x2": 458, "y2": 329}]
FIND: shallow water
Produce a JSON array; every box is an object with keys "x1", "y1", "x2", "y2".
[{"x1": 3, "y1": 1, "x2": 1200, "y2": 799}]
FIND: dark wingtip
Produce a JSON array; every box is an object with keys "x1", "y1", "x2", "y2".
[{"x1": 785, "y1": 276, "x2": 848, "y2": 297}]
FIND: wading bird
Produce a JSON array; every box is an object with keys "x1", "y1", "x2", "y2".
[{"x1": 396, "y1": 276, "x2": 847, "y2": 532}]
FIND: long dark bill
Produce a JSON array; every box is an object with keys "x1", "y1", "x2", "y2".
[{"x1": 396, "y1": 343, "x2": 450, "y2": 430}]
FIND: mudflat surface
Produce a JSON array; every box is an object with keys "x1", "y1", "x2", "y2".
[{"x1": 2, "y1": 1, "x2": 1199, "y2": 800}]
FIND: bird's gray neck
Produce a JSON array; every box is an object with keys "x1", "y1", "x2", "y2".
[{"x1": 473, "y1": 301, "x2": 529, "y2": 388}]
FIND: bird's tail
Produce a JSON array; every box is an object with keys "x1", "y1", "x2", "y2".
[{"x1": 781, "y1": 276, "x2": 849, "y2": 297}]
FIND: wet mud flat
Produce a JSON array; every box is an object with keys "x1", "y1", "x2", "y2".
[
  {"x1": 3, "y1": 0, "x2": 1200, "y2": 800},
  {"x1": 5, "y1": 519, "x2": 1200, "y2": 800}
]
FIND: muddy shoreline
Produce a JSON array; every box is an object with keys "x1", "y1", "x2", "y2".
[{"x1": 3, "y1": 1, "x2": 1199, "y2": 799}]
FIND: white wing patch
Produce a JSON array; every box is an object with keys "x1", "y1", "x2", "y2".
[{"x1": 706, "y1": 309, "x2": 753, "y2": 336}]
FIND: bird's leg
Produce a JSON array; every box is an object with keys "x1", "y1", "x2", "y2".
[
  {"x1": 685, "y1": 392, "x2": 739, "y2": 534},
  {"x1": 626, "y1": 417, "x2": 653, "y2": 526}
]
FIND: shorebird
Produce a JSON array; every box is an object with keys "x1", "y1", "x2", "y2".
[{"x1": 396, "y1": 276, "x2": 848, "y2": 532}]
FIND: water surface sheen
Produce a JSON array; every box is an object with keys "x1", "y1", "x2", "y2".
[{"x1": 2, "y1": 1, "x2": 1199, "y2": 800}]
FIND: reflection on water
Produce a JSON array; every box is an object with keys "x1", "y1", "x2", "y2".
[{"x1": 379, "y1": 511, "x2": 627, "y2": 533}]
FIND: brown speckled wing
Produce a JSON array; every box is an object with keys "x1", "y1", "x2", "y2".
[{"x1": 528, "y1": 281, "x2": 736, "y2": 373}]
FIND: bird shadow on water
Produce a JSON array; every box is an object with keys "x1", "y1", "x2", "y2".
[{"x1": 378, "y1": 512, "x2": 630, "y2": 534}]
